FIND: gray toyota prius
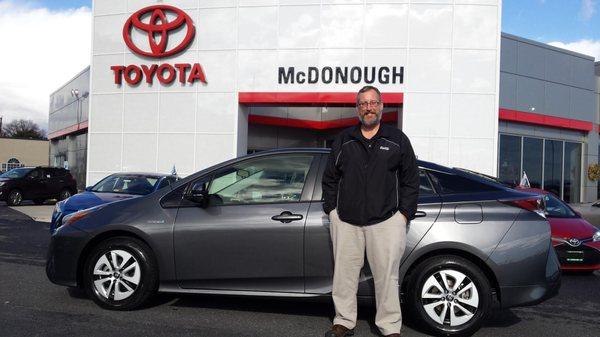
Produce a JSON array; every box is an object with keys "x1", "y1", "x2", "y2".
[{"x1": 47, "y1": 148, "x2": 560, "y2": 336}]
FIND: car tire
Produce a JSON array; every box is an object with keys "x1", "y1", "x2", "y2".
[
  {"x1": 6, "y1": 190, "x2": 23, "y2": 206},
  {"x1": 404, "y1": 255, "x2": 492, "y2": 336},
  {"x1": 58, "y1": 189, "x2": 72, "y2": 201},
  {"x1": 33, "y1": 199, "x2": 45, "y2": 205},
  {"x1": 83, "y1": 237, "x2": 158, "y2": 310}
]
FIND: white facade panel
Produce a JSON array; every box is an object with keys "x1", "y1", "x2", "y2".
[
  {"x1": 89, "y1": 0, "x2": 501, "y2": 184},
  {"x1": 408, "y1": 4, "x2": 453, "y2": 48},
  {"x1": 452, "y1": 49, "x2": 497, "y2": 94},
  {"x1": 123, "y1": 93, "x2": 159, "y2": 133}
]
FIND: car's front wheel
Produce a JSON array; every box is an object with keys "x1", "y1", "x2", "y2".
[
  {"x1": 7, "y1": 190, "x2": 23, "y2": 206},
  {"x1": 84, "y1": 237, "x2": 158, "y2": 310},
  {"x1": 405, "y1": 255, "x2": 492, "y2": 336},
  {"x1": 58, "y1": 189, "x2": 72, "y2": 201}
]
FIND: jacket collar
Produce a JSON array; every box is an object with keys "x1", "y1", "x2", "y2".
[{"x1": 349, "y1": 123, "x2": 393, "y2": 141}]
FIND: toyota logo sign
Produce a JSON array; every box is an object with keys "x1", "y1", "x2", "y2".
[
  {"x1": 123, "y1": 5, "x2": 195, "y2": 58},
  {"x1": 111, "y1": 5, "x2": 206, "y2": 86}
]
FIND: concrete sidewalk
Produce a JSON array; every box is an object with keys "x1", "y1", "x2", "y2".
[{"x1": 9, "y1": 204, "x2": 53, "y2": 223}]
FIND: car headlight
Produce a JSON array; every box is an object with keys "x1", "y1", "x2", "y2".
[
  {"x1": 54, "y1": 201, "x2": 64, "y2": 214},
  {"x1": 61, "y1": 204, "x2": 104, "y2": 228},
  {"x1": 594, "y1": 231, "x2": 600, "y2": 242}
]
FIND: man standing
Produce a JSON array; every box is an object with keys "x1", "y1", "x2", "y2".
[{"x1": 322, "y1": 86, "x2": 419, "y2": 337}]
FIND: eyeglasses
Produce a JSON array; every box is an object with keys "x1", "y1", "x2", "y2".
[{"x1": 357, "y1": 100, "x2": 381, "y2": 108}]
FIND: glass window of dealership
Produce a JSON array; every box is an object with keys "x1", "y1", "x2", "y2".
[{"x1": 498, "y1": 134, "x2": 583, "y2": 203}]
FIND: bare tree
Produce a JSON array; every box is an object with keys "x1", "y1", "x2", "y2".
[{"x1": 2, "y1": 119, "x2": 47, "y2": 140}]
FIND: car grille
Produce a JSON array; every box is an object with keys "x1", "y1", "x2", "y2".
[{"x1": 554, "y1": 244, "x2": 600, "y2": 265}]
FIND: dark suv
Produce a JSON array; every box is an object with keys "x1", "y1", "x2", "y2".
[{"x1": 0, "y1": 167, "x2": 77, "y2": 206}]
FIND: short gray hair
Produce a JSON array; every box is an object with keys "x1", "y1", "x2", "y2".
[{"x1": 356, "y1": 85, "x2": 382, "y2": 104}]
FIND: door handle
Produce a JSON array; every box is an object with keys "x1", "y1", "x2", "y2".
[
  {"x1": 271, "y1": 211, "x2": 303, "y2": 223},
  {"x1": 414, "y1": 211, "x2": 427, "y2": 218}
]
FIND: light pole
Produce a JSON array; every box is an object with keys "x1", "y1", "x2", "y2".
[{"x1": 71, "y1": 89, "x2": 80, "y2": 124}]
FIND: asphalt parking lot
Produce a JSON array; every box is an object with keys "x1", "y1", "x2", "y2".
[{"x1": 1, "y1": 204, "x2": 599, "y2": 337}]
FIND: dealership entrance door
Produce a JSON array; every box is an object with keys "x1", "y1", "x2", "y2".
[
  {"x1": 239, "y1": 92, "x2": 404, "y2": 153},
  {"x1": 247, "y1": 106, "x2": 401, "y2": 152}
]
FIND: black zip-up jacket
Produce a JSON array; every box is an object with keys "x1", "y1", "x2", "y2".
[{"x1": 322, "y1": 124, "x2": 419, "y2": 225}]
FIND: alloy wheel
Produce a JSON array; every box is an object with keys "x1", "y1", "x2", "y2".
[
  {"x1": 9, "y1": 191, "x2": 22, "y2": 205},
  {"x1": 60, "y1": 190, "x2": 72, "y2": 200},
  {"x1": 92, "y1": 249, "x2": 141, "y2": 301},
  {"x1": 421, "y1": 269, "x2": 479, "y2": 327}
]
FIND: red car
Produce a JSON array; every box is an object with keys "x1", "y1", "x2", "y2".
[{"x1": 518, "y1": 188, "x2": 600, "y2": 272}]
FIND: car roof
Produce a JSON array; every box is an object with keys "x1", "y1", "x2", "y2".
[
  {"x1": 109, "y1": 172, "x2": 173, "y2": 178},
  {"x1": 248, "y1": 147, "x2": 451, "y2": 172}
]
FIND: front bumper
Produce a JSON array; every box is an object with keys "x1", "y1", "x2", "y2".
[
  {"x1": 46, "y1": 225, "x2": 90, "y2": 287},
  {"x1": 500, "y1": 244, "x2": 561, "y2": 308},
  {"x1": 49, "y1": 209, "x2": 71, "y2": 234},
  {"x1": 554, "y1": 242, "x2": 600, "y2": 271}
]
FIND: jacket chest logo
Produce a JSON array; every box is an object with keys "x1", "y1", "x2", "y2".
[{"x1": 379, "y1": 146, "x2": 390, "y2": 151}]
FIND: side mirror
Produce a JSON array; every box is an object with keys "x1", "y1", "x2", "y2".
[
  {"x1": 85, "y1": 186, "x2": 93, "y2": 191},
  {"x1": 185, "y1": 188, "x2": 209, "y2": 207}
]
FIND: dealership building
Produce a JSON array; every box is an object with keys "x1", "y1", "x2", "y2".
[{"x1": 48, "y1": 0, "x2": 600, "y2": 203}]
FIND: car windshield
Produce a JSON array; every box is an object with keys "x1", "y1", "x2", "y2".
[
  {"x1": 0, "y1": 168, "x2": 33, "y2": 179},
  {"x1": 544, "y1": 194, "x2": 577, "y2": 218},
  {"x1": 91, "y1": 175, "x2": 160, "y2": 195}
]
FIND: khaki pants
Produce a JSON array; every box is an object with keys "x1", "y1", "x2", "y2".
[{"x1": 329, "y1": 209, "x2": 407, "y2": 336}]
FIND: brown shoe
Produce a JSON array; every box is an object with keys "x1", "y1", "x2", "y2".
[{"x1": 324, "y1": 324, "x2": 354, "y2": 337}]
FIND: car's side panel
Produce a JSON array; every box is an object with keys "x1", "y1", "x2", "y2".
[
  {"x1": 172, "y1": 153, "x2": 320, "y2": 293},
  {"x1": 173, "y1": 202, "x2": 308, "y2": 292},
  {"x1": 488, "y1": 210, "x2": 555, "y2": 287},
  {"x1": 399, "y1": 200, "x2": 520, "y2": 282},
  {"x1": 21, "y1": 170, "x2": 44, "y2": 199},
  {"x1": 75, "y1": 194, "x2": 179, "y2": 285}
]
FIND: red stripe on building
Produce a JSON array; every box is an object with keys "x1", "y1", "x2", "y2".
[
  {"x1": 249, "y1": 111, "x2": 398, "y2": 130},
  {"x1": 239, "y1": 92, "x2": 403, "y2": 105},
  {"x1": 48, "y1": 121, "x2": 88, "y2": 140},
  {"x1": 498, "y1": 108, "x2": 594, "y2": 132}
]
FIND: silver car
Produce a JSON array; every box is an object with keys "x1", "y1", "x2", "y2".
[{"x1": 47, "y1": 148, "x2": 560, "y2": 336}]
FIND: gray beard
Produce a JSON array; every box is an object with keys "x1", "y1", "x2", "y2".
[{"x1": 359, "y1": 111, "x2": 382, "y2": 127}]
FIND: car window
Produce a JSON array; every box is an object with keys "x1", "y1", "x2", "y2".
[
  {"x1": 45, "y1": 168, "x2": 57, "y2": 178},
  {"x1": 52, "y1": 168, "x2": 67, "y2": 177},
  {"x1": 428, "y1": 170, "x2": 498, "y2": 194},
  {"x1": 92, "y1": 175, "x2": 160, "y2": 195},
  {"x1": 544, "y1": 194, "x2": 577, "y2": 218},
  {"x1": 419, "y1": 170, "x2": 436, "y2": 196},
  {"x1": 28, "y1": 169, "x2": 42, "y2": 179},
  {"x1": 207, "y1": 155, "x2": 313, "y2": 205},
  {"x1": 0, "y1": 168, "x2": 32, "y2": 178},
  {"x1": 157, "y1": 177, "x2": 175, "y2": 190}
]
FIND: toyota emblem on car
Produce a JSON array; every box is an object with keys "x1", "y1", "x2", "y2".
[{"x1": 567, "y1": 238, "x2": 581, "y2": 247}]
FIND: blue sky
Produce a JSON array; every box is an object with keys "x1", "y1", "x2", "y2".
[
  {"x1": 31, "y1": 0, "x2": 90, "y2": 10},
  {"x1": 503, "y1": 0, "x2": 600, "y2": 42}
]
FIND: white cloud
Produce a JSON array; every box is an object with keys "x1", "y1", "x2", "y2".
[
  {"x1": 548, "y1": 39, "x2": 600, "y2": 60},
  {"x1": 0, "y1": 1, "x2": 91, "y2": 131},
  {"x1": 580, "y1": 0, "x2": 597, "y2": 21}
]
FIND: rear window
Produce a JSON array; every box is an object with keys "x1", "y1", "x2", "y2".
[
  {"x1": 428, "y1": 170, "x2": 499, "y2": 194},
  {"x1": 46, "y1": 168, "x2": 63, "y2": 178}
]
